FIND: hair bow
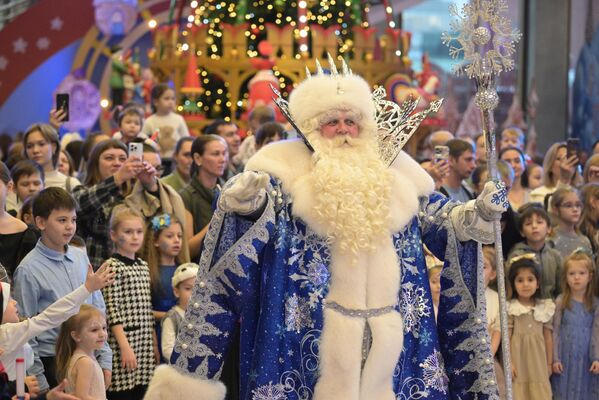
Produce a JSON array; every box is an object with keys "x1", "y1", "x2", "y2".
[{"x1": 151, "y1": 214, "x2": 171, "y2": 231}]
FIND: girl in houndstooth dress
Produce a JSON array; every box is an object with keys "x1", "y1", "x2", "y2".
[{"x1": 103, "y1": 206, "x2": 157, "y2": 399}]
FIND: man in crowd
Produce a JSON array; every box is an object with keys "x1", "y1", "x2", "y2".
[{"x1": 441, "y1": 138, "x2": 477, "y2": 202}]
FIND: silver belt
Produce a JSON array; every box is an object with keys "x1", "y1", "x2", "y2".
[{"x1": 324, "y1": 300, "x2": 397, "y2": 318}]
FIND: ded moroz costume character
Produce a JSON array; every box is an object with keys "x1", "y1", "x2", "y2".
[{"x1": 144, "y1": 58, "x2": 508, "y2": 400}]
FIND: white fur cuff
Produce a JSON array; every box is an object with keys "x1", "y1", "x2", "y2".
[{"x1": 144, "y1": 364, "x2": 226, "y2": 400}]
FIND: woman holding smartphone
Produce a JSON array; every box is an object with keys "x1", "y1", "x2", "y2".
[{"x1": 72, "y1": 139, "x2": 158, "y2": 269}]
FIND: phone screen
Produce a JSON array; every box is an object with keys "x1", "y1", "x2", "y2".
[{"x1": 56, "y1": 93, "x2": 69, "y2": 122}]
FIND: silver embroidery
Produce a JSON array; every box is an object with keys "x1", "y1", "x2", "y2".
[
  {"x1": 279, "y1": 329, "x2": 321, "y2": 399},
  {"x1": 419, "y1": 350, "x2": 449, "y2": 394},
  {"x1": 174, "y1": 183, "x2": 277, "y2": 377},
  {"x1": 252, "y1": 382, "x2": 287, "y2": 400},
  {"x1": 442, "y1": 211, "x2": 500, "y2": 399},
  {"x1": 285, "y1": 293, "x2": 314, "y2": 333},
  {"x1": 324, "y1": 300, "x2": 397, "y2": 319},
  {"x1": 399, "y1": 282, "x2": 431, "y2": 337}
]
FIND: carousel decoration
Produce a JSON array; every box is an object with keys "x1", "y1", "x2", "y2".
[
  {"x1": 443, "y1": 1, "x2": 521, "y2": 398},
  {"x1": 148, "y1": 0, "x2": 413, "y2": 131},
  {"x1": 93, "y1": 0, "x2": 138, "y2": 36},
  {"x1": 54, "y1": 68, "x2": 102, "y2": 132}
]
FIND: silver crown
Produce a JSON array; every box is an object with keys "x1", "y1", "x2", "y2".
[{"x1": 270, "y1": 55, "x2": 442, "y2": 166}]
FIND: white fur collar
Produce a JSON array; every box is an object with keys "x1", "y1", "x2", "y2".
[
  {"x1": 508, "y1": 299, "x2": 555, "y2": 323},
  {"x1": 245, "y1": 139, "x2": 435, "y2": 233}
]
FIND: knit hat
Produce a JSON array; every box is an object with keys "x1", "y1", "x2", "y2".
[
  {"x1": 0, "y1": 282, "x2": 10, "y2": 323},
  {"x1": 172, "y1": 263, "x2": 199, "y2": 289}
]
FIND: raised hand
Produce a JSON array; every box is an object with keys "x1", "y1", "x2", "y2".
[{"x1": 84, "y1": 262, "x2": 116, "y2": 292}]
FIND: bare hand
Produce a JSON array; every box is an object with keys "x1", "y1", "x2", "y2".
[
  {"x1": 46, "y1": 379, "x2": 80, "y2": 400},
  {"x1": 25, "y1": 375, "x2": 40, "y2": 397},
  {"x1": 103, "y1": 369, "x2": 112, "y2": 390},
  {"x1": 428, "y1": 160, "x2": 449, "y2": 188},
  {"x1": 137, "y1": 161, "x2": 158, "y2": 189},
  {"x1": 120, "y1": 344, "x2": 138, "y2": 371},
  {"x1": 84, "y1": 262, "x2": 116, "y2": 292},
  {"x1": 590, "y1": 361, "x2": 599, "y2": 374},
  {"x1": 114, "y1": 157, "x2": 143, "y2": 185},
  {"x1": 49, "y1": 108, "x2": 66, "y2": 129},
  {"x1": 552, "y1": 361, "x2": 563, "y2": 374},
  {"x1": 511, "y1": 365, "x2": 517, "y2": 380},
  {"x1": 559, "y1": 154, "x2": 578, "y2": 184}
]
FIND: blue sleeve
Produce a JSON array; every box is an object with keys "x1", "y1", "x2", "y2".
[
  {"x1": 419, "y1": 191, "x2": 457, "y2": 261},
  {"x1": 170, "y1": 191, "x2": 276, "y2": 378}
]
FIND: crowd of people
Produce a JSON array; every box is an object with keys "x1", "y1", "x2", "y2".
[
  {"x1": 0, "y1": 79, "x2": 597, "y2": 400},
  {"x1": 421, "y1": 127, "x2": 599, "y2": 400},
  {"x1": 0, "y1": 83, "x2": 286, "y2": 399}
]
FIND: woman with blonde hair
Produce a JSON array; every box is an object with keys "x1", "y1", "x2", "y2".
[{"x1": 530, "y1": 142, "x2": 582, "y2": 205}]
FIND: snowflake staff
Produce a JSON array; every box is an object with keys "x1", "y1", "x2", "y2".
[
  {"x1": 443, "y1": 1, "x2": 522, "y2": 399},
  {"x1": 145, "y1": 56, "x2": 507, "y2": 400}
]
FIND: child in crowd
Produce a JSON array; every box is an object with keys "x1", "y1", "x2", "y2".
[
  {"x1": 509, "y1": 203, "x2": 562, "y2": 299},
  {"x1": 482, "y1": 246, "x2": 505, "y2": 399},
  {"x1": 522, "y1": 163, "x2": 543, "y2": 191},
  {"x1": 19, "y1": 196, "x2": 36, "y2": 228},
  {"x1": 13, "y1": 187, "x2": 112, "y2": 392},
  {"x1": 56, "y1": 305, "x2": 110, "y2": 400},
  {"x1": 1, "y1": 265, "x2": 113, "y2": 398},
  {"x1": 161, "y1": 263, "x2": 198, "y2": 361},
  {"x1": 500, "y1": 127, "x2": 526, "y2": 152},
  {"x1": 23, "y1": 124, "x2": 80, "y2": 192},
  {"x1": 551, "y1": 251, "x2": 599, "y2": 399},
  {"x1": 112, "y1": 104, "x2": 147, "y2": 146},
  {"x1": 143, "y1": 214, "x2": 185, "y2": 322},
  {"x1": 548, "y1": 187, "x2": 593, "y2": 259},
  {"x1": 508, "y1": 254, "x2": 555, "y2": 400},
  {"x1": 142, "y1": 84, "x2": 189, "y2": 159},
  {"x1": 58, "y1": 150, "x2": 76, "y2": 178},
  {"x1": 0, "y1": 162, "x2": 37, "y2": 278},
  {"x1": 103, "y1": 206, "x2": 156, "y2": 399},
  {"x1": 427, "y1": 265, "x2": 441, "y2": 321},
  {"x1": 10, "y1": 160, "x2": 44, "y2": 210}
]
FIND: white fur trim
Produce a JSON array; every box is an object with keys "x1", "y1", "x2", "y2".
[
  {"x1": 246, "y1": 139, "x2": 435, "y2": 234},
  {"x1": 288, "y1": 74, "x2": 375, "y2": 127},
  {"x1": 315, "y1": 238, "x2": 403, "y2": 399},
  {"x1": 144, "y1": 364, "x2": 226, "y2": 400}
]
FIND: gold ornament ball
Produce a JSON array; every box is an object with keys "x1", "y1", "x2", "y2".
[{"x1": 472, "y1": 26, "x2": 491, "y2": 46}]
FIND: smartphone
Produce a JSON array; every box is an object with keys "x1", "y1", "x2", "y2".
[
  {"x1": 566, "y1": 138, "x2": 580, "y2": 160},
  {"x1": 128, "y1": 142, "x2": 143, "y2": 160},
  {"x1": 56, "y1": 93, "x2": 69, "y2": 122},
  {"x1": 434, "y1": 145, "x2": 450, "y2": 164}
]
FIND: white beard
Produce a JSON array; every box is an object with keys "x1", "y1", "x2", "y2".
[{"x1": 306, "y1": 133, "x2": 394, "y2": 255}]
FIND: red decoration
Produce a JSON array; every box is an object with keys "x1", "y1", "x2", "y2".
[{"x1": 181, "y1": 50, "x2": 202, "y2": 94}]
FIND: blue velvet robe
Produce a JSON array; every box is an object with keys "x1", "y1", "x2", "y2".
[{"x1": 170, "y1": 177, "x2": 499, "y2": 400}]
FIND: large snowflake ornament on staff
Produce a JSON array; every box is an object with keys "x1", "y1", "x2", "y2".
[{"x1": 441, "y1": 0, "x2": 521, "y2": 79}]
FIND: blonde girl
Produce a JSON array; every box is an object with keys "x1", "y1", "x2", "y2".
[
  {"x1": 56, "y1": 305, "x2": 108, "y2": 400},
  {"x1": 549, "y1": 187, "x2": 593, "y2": 259},
  {"x1": 427, "y1": 265, "x2": 442, "y2": 321},
  {"x1": 102, "y1": 206, "x2": 156, "y2": 399},
  {"x1": 141, "y1": 213, "x2": 188, "y2": 321},
  {"x1": 507, "y1": 255, "x2": 555, "y2": 400},
  {"x1": 551, "y1": 252, "x2": 599, "y2": 399}
]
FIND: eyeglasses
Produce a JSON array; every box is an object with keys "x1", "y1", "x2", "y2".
[{"x1": 559, "y1": 202, "x2": 583, "y2": 209}]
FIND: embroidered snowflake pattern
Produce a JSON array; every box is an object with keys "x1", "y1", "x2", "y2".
[
  {"x1": 420, "y1": 328, "x2": 433, "y2": 347},
  {"x1": 288, "y1": 227, "x2": 330, "y2": 266},
  {"x1": 252, "y1": 382, "x2": 287, "y2": 400},
  {"x1": 285, "y1": 294, "x2": 314, "y2": 333},
  {"x1": 419, "y1": 350, "x2": 449, "y2": 394},
  {"x1": 399, "y1": 282, "x2": 431, "y2": 337}
]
